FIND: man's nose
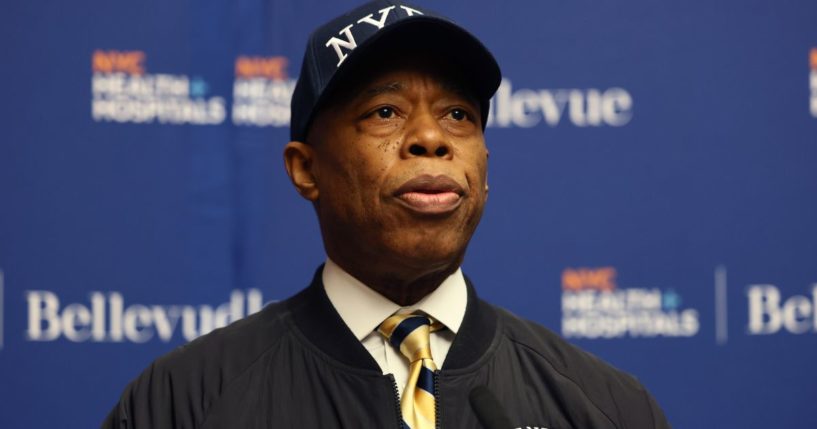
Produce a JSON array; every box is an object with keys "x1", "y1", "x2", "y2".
[{"x1": 400, "y1": 110, "x2": 453, "y2": 160}]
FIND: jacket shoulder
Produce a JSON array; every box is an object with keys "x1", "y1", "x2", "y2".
[
  {"x1": 103, "y1": 299, "x2": 292, "y2": 428},
  {"x1": 492, "y1": 304, "x2": 670, "y2": 428}
]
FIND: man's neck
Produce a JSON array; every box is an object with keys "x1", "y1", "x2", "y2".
[
  {"x1": 369, "y1": 270, "x2": 454, "y2": 306},
  {"x1": 329, "y1": 257, "x2": 460, "y2": 306}
]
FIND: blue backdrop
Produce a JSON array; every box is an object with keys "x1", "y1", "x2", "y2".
[{"x1": 1, "y1": 1, "x2": 816, "y2": 427}]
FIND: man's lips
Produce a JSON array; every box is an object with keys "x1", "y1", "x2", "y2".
[{"x1": 393, "y1": 175, "x2": 465, "y2": 215}]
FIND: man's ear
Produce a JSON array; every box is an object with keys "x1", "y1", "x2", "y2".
[
  {"x1": 484, "y1": 148, "x2": 490, "y2": 200},
  {"x1": 283, "y1": 141, "x2": 319, "y2": 201}
]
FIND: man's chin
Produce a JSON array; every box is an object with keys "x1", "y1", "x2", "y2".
[{"x1": 384, "y1": 240, "x2": 466, "y2": 272}]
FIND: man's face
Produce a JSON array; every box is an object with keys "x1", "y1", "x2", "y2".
[{"x1": 286, "y1": 54, "x2": 489, "y2": 283}]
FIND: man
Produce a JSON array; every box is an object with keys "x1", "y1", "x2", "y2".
[{"x1": 104, "y1": 1, "x2": 671, "y2": 428}]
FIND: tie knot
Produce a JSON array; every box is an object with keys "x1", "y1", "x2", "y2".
[{"x1": 378, "y1": 313, "x2": 437, "y2": 363}]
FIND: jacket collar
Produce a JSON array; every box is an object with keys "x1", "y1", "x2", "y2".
[{"x1": 287, "y1": 265, "x2": 498, "y2": 372}]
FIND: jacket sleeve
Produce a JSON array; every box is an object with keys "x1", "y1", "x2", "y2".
[
  {"x1": 100, "y1": 360, "x2": 201, "y2": 429},
  {"x1": 100, "y1": 362, "x2": 166, "y2": 429},
  {"x1": 100, "y1": 396, "x2": 130, "y2": 429},
  {"x1": 645, "y1": 388, "x2": 672, "y2": 429}
]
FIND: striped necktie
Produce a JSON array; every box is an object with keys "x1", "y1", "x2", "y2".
[{"x1": 378, "y1": 313, "x2": 443, "y2": 429}]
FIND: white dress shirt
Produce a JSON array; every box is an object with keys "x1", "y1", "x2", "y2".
[{"x1": 322, "y1": 258, "x2": 468, "y2": 398}]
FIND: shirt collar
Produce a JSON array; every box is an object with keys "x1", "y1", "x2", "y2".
[{"x1": 322, "y1": 258, "x2": 467, "y2": 341}]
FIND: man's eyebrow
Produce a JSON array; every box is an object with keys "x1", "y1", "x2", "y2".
[
  {"x1": 364, "y1": 81, "x2": 404, "y2": 97},
  {"x1": 440, "y1": 80, "x2": 480, "y2": 106}
]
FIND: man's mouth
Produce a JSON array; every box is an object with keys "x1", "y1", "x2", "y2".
[{"x1": 393, "y1": 174, "x2": 465, "y2": 215}]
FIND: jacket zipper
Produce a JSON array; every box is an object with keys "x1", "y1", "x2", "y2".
[
  {"x1": 389, "y1": 374, "x2": 405, "y2": 429},
  {"x1": 389, "y1": 372, "x2": 442, "y2": 429},
  {"x1": 434, "y1": 370, "x2": 442, "y2": 429}
]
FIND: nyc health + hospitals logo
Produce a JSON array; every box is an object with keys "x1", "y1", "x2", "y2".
[
  {"x1": 560, "y1": 267, "x2": 700, "y2": 339},
  {"x1": 91, "y1": 50, "x2": 226, "y2": 125}
]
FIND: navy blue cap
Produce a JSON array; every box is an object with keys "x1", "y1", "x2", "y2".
[{"x1": 289, "y1": 0, "x2": 502, "y2": 141}]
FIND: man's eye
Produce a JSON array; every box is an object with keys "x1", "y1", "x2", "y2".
[
  {"x1": 376, "y1": 107, "x2": 395, "y2": 119},
  {"x1": 449, "y1": 109, "x2": 467, "y2": 121}
]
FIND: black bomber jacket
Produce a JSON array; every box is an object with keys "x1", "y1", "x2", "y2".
[{"x1": 103, "y1": 267, "x2": 671, "y2": 429}]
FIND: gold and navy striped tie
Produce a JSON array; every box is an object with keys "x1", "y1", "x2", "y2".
[{"x1": 378, "y1": 313, "x2": 443, "y2": 429}]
